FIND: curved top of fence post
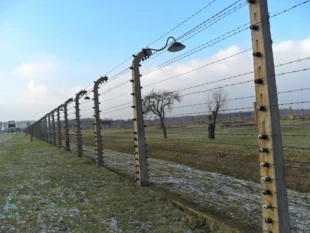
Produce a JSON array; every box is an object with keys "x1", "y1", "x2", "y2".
[
  {"x1": 65, "y1": 98, "x2": 73, "y2": 105},
  {"x1": 75, "y1": 90, "x2": 87, "y2": 101},
  {"x1": 50, "y1": 109, "x2": 56, "y2": 115},
  {"x1": 94, "y1": 76, "x2": 108, "y2": 90},
  {"x1": 57, "y1": 104, "x2": 64, "y2": 114}
]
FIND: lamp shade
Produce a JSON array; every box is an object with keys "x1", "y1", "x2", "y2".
[
  {"x1": 84, "y1": 96, "x2": 91, "y2": 100},
  {"x1": 168, "y1": 42, "x2": 186, "y2": 52}
]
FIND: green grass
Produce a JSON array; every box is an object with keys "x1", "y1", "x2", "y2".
[
  {"x1": 0, "y1": 135, "x2": 210, "y2": 232},
  {"x1": 79, "y1": 118, "x2": 310, "y2": 192}
]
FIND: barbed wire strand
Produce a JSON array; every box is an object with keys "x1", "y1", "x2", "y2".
[
  {"x1": 140, "y1": 1, "x2": 310, "y2": 77},
  {"x1": 147, "y1": 0, "x2": 218, "y2": 47}
]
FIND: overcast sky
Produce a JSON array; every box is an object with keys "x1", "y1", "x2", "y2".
[{"x1": 0, "y1": 0, "x2": 309, "y2": 121}]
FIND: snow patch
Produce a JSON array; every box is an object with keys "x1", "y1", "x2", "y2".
[
  {"x1": 81, "y1": 146, "x2": 310, "y2": 232},
  {"x1": 109, "y1": 218, "x2": 118, "y2": 231}
]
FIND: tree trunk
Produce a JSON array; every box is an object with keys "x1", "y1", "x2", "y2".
[
  {"x1": 208, "y1": 110, "x2": 217, "y2": 139},
  {"x1": 160, "y1": 117, "x2": 167, "y2": 138},
  {"x1": 208, "y1": 122, "x2": 215, "y2": 139}
]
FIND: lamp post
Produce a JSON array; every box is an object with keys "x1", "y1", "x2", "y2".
[{"x1": 131, "y1": 36, "x2": 185, "y2": 186}]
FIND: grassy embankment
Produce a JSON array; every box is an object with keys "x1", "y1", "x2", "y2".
[
  {"x1": 79, "y1": 118, "x2": 310, "y2": 192},
  {"x1": 0, "y1": 134, "x2": 209, "y2": 232}
]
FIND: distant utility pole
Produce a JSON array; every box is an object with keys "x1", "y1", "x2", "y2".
[{"x1": 248, "y1": 1, "x2": 290, "y2": 233}]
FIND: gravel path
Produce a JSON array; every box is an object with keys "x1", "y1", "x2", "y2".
[{"x1": 82, "y1": 145, "x2": 310, "y2": 232}]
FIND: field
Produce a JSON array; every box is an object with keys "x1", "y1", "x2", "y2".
[
  {"x1": 0, "y1": 135, "x2": 210, "y2": 232},
  {"x1": 78, "y1": 118, "x2": 310, "y2": 193},
  {"x1": 43, "y1": 117, "x2": 310, "y2": 231}
]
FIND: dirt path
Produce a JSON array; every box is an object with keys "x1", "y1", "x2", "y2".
[{"x1": 82, "y1": 145, "x2": 310, "y2": 232}]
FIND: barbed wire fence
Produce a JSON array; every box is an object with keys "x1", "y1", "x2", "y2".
[{"x1": 25, "y1": 1, "x2": 310, "y2": 232}]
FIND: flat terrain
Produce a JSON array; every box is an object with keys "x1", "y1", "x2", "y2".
[
  {"x1": 65, "y1": 118, "x2": 310, "y2": 232},
  {"x1": 0, "y1": 135, "x2": 208, "y2": 232},
  {"x1": 79, "y1": 118, "x2": 310, "y2": 192},
  {"x1": 78, "y1": 145, "x2": 309, "y2": 233},
  {"x1": 22, "y1": 118, "x2": 308, "y2": 232}
]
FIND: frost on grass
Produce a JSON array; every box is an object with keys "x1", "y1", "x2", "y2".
[
  {"x1": 1, "y1": 135, "x2": 201, "y2": 233},
  {"x1": 83, "y1": 145, "x2": 310, "y2": 232},
  {"x1": 0, "y1": 134, "x2": 12, "y2": 144},
  {"x1": 1, "y1": 135, "x2": 308, "y2": 232},
  {"x1": 109, "y1": 218, "x2": 118, "y2": 232}
]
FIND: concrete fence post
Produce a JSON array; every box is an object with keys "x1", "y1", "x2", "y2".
[
  {"x1": 40, "y1": 118, "x2": 44, "y2": 141},
  {"x1": 48, "y1": 114, "x2": 52, "y2": 144},
  {"x1": 131, "y1": 50, "x2": 150, "y2": 186},
  {"x1": 248, "y1": 1, "x2": 291, "y2": 232},
  {"x1": 75, "y1": 90, "x2": 87, "y2": 157},
  {"x1": 93, "y1": 76, "x2": 108, "y2": 166},
  {"x1": 32, "y1": 123, "x2": 35, "y2": 138},
  {"x1": 39, "y1": 119, "x2": 43, "y2": 140},
  {"x1": 35, "y1": 121, "x2": 38, "y2": 139},
  {"x1": 51, "y1": 110, "x2": 56, "y2": 146},
  {"x1": 36, "y1": 122, "x2": 38, "y2": 138},
  {"x1": 34, "y1": 122, "x2": 37, "y2": 138},
  {"x1": 64, "y1": 98, "x2": 73, "y2": 152},
  {"x1": 57, "y1": 105, "x2": 64, "y2": 149},
  {"x1": 44, "y1": 115, "x2": 48, "y2": 143},
  {"x1": 45, "y1": 115, "x2": 48, "y2": 143}
]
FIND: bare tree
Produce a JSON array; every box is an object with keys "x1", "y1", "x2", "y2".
[
  {"x1": 101, "y1": 118, "x2": 113, "y2": 128},
  {"x1": 206, "y1": 87, "x2": 228, "y2": 139},
  {"x1": 143, "y1": 89, "x2": 182, "y2": 138}
]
